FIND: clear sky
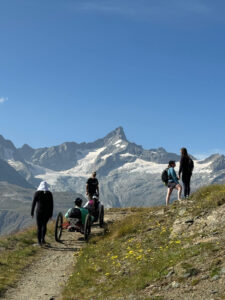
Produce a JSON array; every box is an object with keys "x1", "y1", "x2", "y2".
[{"x1": 0, "y1": 0, "x2": 225, "y2": 158}]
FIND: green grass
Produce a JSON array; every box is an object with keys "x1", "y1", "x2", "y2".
[
  {"x1": 1, "y1": 184, "x2": 225, "y2": 299},
  {"x1": 62, "y1": 184, "x2": 225, "y2": 300},
  {"x1": 189, "y1": 184, "x2": 225, "y2": 215}
]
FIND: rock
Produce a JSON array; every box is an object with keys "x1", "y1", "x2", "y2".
[
  {"x1": 178, "y1": 208, "x2": 187, "y2": 216},
  {"x1": 211, "y1": 275, "x2": 220, "y2": 281},
  {"x1": 201, "y1": 275, "x2": 209, "y2": 280},
  {"x1": 171, "y1": 281, "x2": 180, "y2": 288},
  {"x1": 212, "y1": 231, "x2": 219, "y2": 236},
  {"x1": 182, "y1": 272, "x2": 192, "y2": 279},
  {"x1": 174, "y1": 262, "x2": 199, "y2": 278},
  {"x1": 166, "y1": 270, "x2": 174, "y2": 278},
  {"x1": 185, "y1": 219, "x2": 194, "y2": 225},
  {"x1": 155, "y1": 209, "x2": 164, "y2": 216},
  {"x1": 220, "y1": 267, "x2": 225, "y2": 275},
  {"x1": 217, "y1": 198, "x2": 225, "y2": 206}
]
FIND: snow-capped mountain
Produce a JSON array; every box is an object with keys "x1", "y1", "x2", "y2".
[
  {"x1": 0, "y1": 127, "x2": 225, "y2": 208},
  {"x1": 17, "y1": 127, "x2": 180, "y2": 171},
  {"x1": 0, "y1": 158, "x2": 33, "y2": 189}
]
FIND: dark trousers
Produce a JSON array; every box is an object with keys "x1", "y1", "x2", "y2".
[
  {"x1": 182, "y1": 175, "x2": 191, "y2": 197},
  {"x1": 36, "y1": 214, "x2": 49, "y2": 244}
]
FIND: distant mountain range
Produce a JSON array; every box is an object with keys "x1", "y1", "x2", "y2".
[{"x1": 0, "y1": 127, "x2": 225, "y2": 234}]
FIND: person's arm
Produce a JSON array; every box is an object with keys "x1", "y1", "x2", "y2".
[
  {"x1": 86, "y1": 179, "x2": 90, "y2": 195},
  {"x1": 170, "y1": 168, "x2": 179, "y2": 184},
  {"x1": 49, "y1": 192, "x2": 53, "y2": 219},
  {"x1": 190, "y1": 158, "x2": 194, "y2": 174},
  {"x1": 65, "y1": 208, "x2": 72, "y2": 219},
  {"x1": 96, "y1": 180, "x2": 99, "y2": 195},
  {"x1": 31, "y1": 191, "x2": 38, "y2": 217}
]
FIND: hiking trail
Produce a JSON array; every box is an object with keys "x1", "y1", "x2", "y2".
[{"x1": 3, "y1": 210, "x2": 128, "y2": 300}]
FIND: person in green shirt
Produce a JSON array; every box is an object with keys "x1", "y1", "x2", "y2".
[{"x1": 65, "y1": 198, "x2": 89, "y2": 226}]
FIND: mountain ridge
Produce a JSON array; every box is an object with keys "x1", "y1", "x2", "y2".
[{"x1": 0, "y1": 127, "x2": 225, "y2": 235}]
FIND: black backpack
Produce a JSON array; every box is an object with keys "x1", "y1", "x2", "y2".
[
  {"x1": 161, "y1": 168, "x2": 169, "y2": 185},
  {"x1": 68, "y1": 208, "x2": 81, "y2": 219},
  {"x1": 188, "y1": 158, "x2": 194, "y2": 173}
]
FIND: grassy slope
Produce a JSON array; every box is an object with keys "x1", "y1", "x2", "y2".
[
  {"x1": 0, "y1": 184, "x2": 224, "y2": 299},
  {"x1": 63, "y1": 184, "x2": 225, "y2": 300}
]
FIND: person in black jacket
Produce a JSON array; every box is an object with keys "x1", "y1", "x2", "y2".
[
  {"x1": 178, "y1": 148, "x2": 194, "y2": 199},
  {"x1": 86, "y1": 171, "x2": 99, "y2": 200},
  {"x1": 31, "y1": 181, "x2": 53, "y2": 245}
]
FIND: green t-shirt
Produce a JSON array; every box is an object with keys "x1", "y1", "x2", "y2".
[{"x1": 80, "y1": 207, "x2": 89, "y2": 225}]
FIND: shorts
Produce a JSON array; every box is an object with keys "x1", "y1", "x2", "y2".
[{"x1": 167, "y1": 182, "x2": 177, "y2": 189}]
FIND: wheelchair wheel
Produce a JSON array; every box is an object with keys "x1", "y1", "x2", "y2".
[
  {"x1": 99, "y1": 205, "x2": 104, "y2": 228},
  {"x1": 55, "y1": 212, "x2": 63, "y2": 242},
  {"x1": 84, "y1": 214, "x2": 92, "y2": 241}
]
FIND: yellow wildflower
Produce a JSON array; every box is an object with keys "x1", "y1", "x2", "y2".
[
  {"x1": 111, "y1": 255, "x2": 118, "y2": 260},
  {"x1": 136, "y1": 255, "x2": 143, "y2": 260}
]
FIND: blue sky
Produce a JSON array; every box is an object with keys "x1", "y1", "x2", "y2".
[{"x1": 0, "y1": 0, "x2": 225, "y2": 158}]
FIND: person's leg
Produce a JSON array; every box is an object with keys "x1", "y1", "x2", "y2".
[
  {"x1": 175, "y1": 184, "x2": 182, "y2": 200},
  {"x1": 41, "y1": 216, "x2": 49, "y2": 243},
  {"x1": 88, "y1": 193, "x2": 93, "y2": 200},
  {"x1": 187, "y1": 175, "x2": 191, "y2": 198},
  {"x1": 36, "y1": 215, "x2": 42, "y2": 245},
  {"x1": 166, "y1": 188, "x2": 173, "y2": 206},
  {"x1": 182, "y1": 176, "x2": 188, "y2": 198}
]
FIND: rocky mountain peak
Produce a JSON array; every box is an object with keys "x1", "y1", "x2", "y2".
[
  {"x1": 210, "y1": 154, "x2": 225, "y2": 172},
  {"x1": 0, "y1": 134, "x2": 15, "y2": 149},
  {"x1": 20, "y1": 144, "x2": 34, "y2": 151},
  {"x1": 18, "y1": 144, "x2": 35, "y2": 162},
  {"x1": 199, "y1": 154, "x2": 222, "y2": 164},
  {"x1": 0, "y1": 134, "x2": 23, "y2": 161},
  {"x1": 103, "y1": 127, "x2": 127, "y2": 144}
]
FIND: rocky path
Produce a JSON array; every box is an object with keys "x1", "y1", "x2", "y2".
[{"x1": 3, "y1": 210, "x2": 128, "y2": 300}]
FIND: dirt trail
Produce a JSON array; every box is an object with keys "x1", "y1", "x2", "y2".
[{"x1": 3, "y1": 210, "x2": 128, "y2": 300}]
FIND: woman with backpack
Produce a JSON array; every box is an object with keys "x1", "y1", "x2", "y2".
[
  {"x1": 166, "y1": 160, "x2": 182, "y2": 206},
  {"x1": 178, "y1": 148, "x2": 194, "y2": 199}
]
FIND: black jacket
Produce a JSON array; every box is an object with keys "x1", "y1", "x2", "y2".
[
  {"x1": 31, "y1": 190, "x2": 53, "y2": 218},
  {"x1": 86, "y1": 177, "x2": 99, "y2": 195},
  {"x1": 179, "y1": 156, "x2": 194, "y2": 177}
]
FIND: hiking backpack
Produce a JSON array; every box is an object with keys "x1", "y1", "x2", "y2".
[
  {"x1": 188, "y1": 158, "x2": 194, "y2": 173},
  {"x1": 68, "y1": 208, "x2": 81, "y2": 219},
  {"x1": 161, "y1": 168, "x2": 169, "y2": 185}
]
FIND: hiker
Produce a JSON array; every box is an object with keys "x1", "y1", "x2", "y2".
[
  {"x1": 86, "y1": 171, "x2": 99, "y2": 200},
  {"x1": 166, "y1": 161, "x2": 182, "y2": 206},
  {"x1": 178, "y1": 148, "x2": 194, "y2": 199},
  {"x1": 31, "y1": 181, "x2": 53, "y2": 246}
]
